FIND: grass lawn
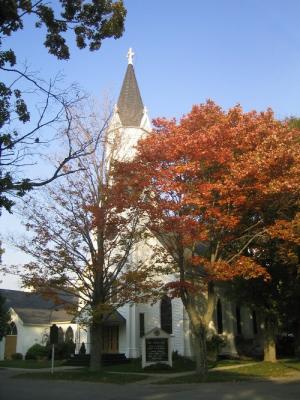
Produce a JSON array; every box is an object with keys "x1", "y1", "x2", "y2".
[
  {"x1": 104, "y1": 356, "x2": 195, "y2": 373},
  {"x1": 158, "y1": 360, "x2": 300, "y2": 384},
  {"x1": 9, "y1": 359, "x2": 300, "y2": 384},
  {"x1": 282, "y1": 359, "x2": 300, "y2": 372},
  {"x1": 13, "y1": 369, "x2": 147, "y2": 384},
  {"x1": 213, "y1": 358, "x2": 251, "y2": 367},
  {"x1": 0, "y1": 360, "x2": 64, "y2": 369},
  {"x1": 104, "y1": 357, "x2": 249, "y2": 374}
]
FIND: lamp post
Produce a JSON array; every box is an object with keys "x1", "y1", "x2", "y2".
[
  {"x1": 49, "y1": 307, "x2": 59, "y2": 374},
  {"x1": 50, "y1": 324, "x2": 58, "y2": 374}
]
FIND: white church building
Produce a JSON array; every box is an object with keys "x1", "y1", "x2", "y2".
[{"x1": 85, "y1": 49, "x2": 261, "y2": 360}]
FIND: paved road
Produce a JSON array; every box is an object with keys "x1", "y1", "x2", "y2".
[{"x1": 1, "y1": 368, "x2": 300, "y2": 400}]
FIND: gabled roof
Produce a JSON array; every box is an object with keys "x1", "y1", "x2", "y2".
[
  {"x1": 0, "y1": 289, "x2": 75, "y2": 325},
  {"x1": 117, "y1": 64, "x2": 144, "y2": 127},
  {"x1": 103, "y1": 310, "x2": 126, "y2": 326}
]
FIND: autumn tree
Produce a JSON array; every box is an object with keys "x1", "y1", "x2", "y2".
[
  {"x1": 0, "y1": 0, "x2": 126, "y2": 211},
  {"x1": 113, "y1": 101, "x2": 300, "y2": 378},
  {"x1": 3, "y1": 103, "x2": 162, "y2": 370}
]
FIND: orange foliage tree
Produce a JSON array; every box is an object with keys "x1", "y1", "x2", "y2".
[{"x1": 113, "y1": 101, "x2": 300, "y2": 378}]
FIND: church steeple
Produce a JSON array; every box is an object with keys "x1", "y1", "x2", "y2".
[{"x1": 117, "y1": 48, "x2": 144, "y2": 127}]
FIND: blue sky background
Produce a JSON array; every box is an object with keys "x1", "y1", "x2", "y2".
[{"x1": 1, "y1": 0, "x2": 300, "y2": 289}]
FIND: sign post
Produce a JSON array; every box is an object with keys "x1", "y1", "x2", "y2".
[
  {"x1": 51, "y1": 343, "x2": 55, "y2": 374},
  {"x1": 50, "y1": 324, "x2": 58, "y2": 374},
  {"x1": 142, "y1": 327, "x2": 172, "y2": 369}
]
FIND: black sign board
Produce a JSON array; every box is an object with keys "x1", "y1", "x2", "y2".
[
  {"x1": 50, "y1": 324, "x2": 59, "y2": 345},
  {"x1": 145, "y1": 338, "x2": 168, "y2": 362}
]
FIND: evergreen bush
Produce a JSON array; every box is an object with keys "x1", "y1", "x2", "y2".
[
  {"x1": 25, "y1": 344, "x2": 48, "y2": 360},
  {"x1": 11, "y1": 352, "x2": 23, "y2": 360}
]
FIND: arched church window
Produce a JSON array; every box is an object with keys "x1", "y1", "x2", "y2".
[
  {"x1": 58, "y1": 327, "x2": 64, "y2": 343},
  {"x1": 9, "y1": 322, "x2": 17, "y2": 335},
  {"x1": 236, "y1": 306, "x2": 242, "y2": 335},
  {"x1": 65, "y1": 326, "x2": 74, "y2": 342},
  {"x1": 160, "y1": 296, "x2": 172, "y2": 334},
  {"x1": 216, "y1": 299, "x2": 223, "y2": 334}
]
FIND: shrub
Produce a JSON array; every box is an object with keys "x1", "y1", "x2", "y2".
[
  {"x1": 206, "y1": 334, "x2": 227, "y2": 362},
  {"x1": 79, "y1": 342, "x2": 86, "y2": 355},
  {"x1": 143, "y1": 362, "x2": 172, "y2": 371},
  {"x1": 234, "y1": 335, "x2": 262, "y2": 358},
  {"x1": 206, "y1": 334, "x2": 226, "y2": 352},
  {"x1": 55, "y1": 340, "x2": 76, "y2": 359},
  {"x1": 25, "y1": 344, "x2": 48, "y2": 360},
  {"x1": 276, "y1": 335, "x2": 295, "y2": 358},
  {"x1": 11, "y1": 352, "x2": 23, "y2": 360},
  {"x1": 172, "y1": 351, "x2": 195, "y2": 368}
]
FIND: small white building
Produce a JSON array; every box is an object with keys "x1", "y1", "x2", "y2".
[{"x1": 0, "y1": 289, "x2": 79, "y2": 360}]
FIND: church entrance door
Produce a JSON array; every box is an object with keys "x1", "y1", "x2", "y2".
[
  {"x1": 103, "y1": 326, "x2": 119, "y2": 353},
  {"x1": 4, "y1": 336, "x2": 17, "y2": 359}
]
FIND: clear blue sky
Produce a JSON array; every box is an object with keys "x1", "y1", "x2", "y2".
[{"x1": 1, "y1": 0, "x2": 300, "y2": 289}]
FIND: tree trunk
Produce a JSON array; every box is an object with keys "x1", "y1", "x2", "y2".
[
  {"x1": 89, "y1": 321, "x2": 103, "y2": 371},
  {"x1": 294, "y1": 321, "x2": 300, "y2": 357},
  {"x1": 263, "y1": 318, "x2": 277, "y2": 362},
  {"x1": 204, "y1": 282, "x2": 216, "y2": 327},
  {"x1": 186, "y1": 303, "x2": 208, "y2": 380},
  {"x1": 192, "y1": 324, "x2": 208, "y2": 380}
]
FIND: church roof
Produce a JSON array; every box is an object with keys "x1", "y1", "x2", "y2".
[
  {"x1": 0, "y1": 288, "x2": 75, "y2": 324},
  {"x1": 117, "y1": 63, "x2": 144, "y2": 127}
]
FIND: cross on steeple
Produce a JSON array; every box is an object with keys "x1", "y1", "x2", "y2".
[{"x1": 127, "y1": 48, "x2": 135, "y2": 65}]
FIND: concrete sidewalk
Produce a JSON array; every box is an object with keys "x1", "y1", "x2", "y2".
[
  {"x1": 106, "y1": 362, "x2": 258, "y2": 384},
  {"x1": 0, "y1": 365, "x2": 82, "y2": 372}
]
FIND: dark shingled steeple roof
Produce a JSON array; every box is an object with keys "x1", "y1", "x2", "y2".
[{"x1": 117, "y1": 64, "x2": 144, "y2": 126}]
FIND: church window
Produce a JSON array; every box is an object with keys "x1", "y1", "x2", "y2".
[
  {"x1": 58, "y1": 327, "x2": 64, "y2": 343},
  {"x1": 139, "y1": 313, "x2": 145, "y2": 337},
  {"x1": 236, "y1": 306, "x2": 242, "y2": 335},
  {"x1": 65, "y1": 326, "x2": 74, "y2": 342},
  {"x1": 216, "y1": 299, "x2": 223, "y2": 334},
  {"x1": 160, "y1": 296, "x2": 172, "y2": 334}
]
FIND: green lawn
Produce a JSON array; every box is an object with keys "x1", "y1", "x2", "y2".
[
  {"x1": 158, "y1": 360, "x2": 300, "y2": 384},
  {"x1": 0, "y1": 360, "x2": 64, "y2": 369},
  {"x1": 213, "y1": 358, "x2": 251, "y2": 367},
  {"x1": 282, "y1": 359, "x2": 300, "y2": 372},
  {"x1": 9, "y1": 359, "x2": 300, "y2": 385},
  {"x1": 104, "y1": 356, "x2": 195, "y2": 373},
  {"x1": 13, "y1": 369, "x2": 147, "y2": 384},
  {"x1": 104, "y1": 357, "x2": 248, "y2": 374}
]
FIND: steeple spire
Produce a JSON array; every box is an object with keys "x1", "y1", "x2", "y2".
[{"x1": 117, "y1": 48, "x2": 144, "y2": 126}]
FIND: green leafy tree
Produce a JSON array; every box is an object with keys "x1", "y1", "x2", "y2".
[
  {"x1": 0, "y1": 0, "x2": 126, "y2": 212},
  {"x1": 230, "y1": 215, "x2": 300, "y2": 362},
  {"x1": 286, "y1": 117, "x2": 300, "y2": 131},
  {"x1": 0, "y1": 293, "x2": 10, "y2": 340}
]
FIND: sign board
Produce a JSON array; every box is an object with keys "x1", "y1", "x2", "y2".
[
  {"x1": 142, "y1": 327, "x2": 172, "y2": 368},
  {"x1": 50, "y1": 324, "x2": 59, "y2": 345},
  {"x1": 146, "y1": 338, "x2": 168, "y2": 362}
]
